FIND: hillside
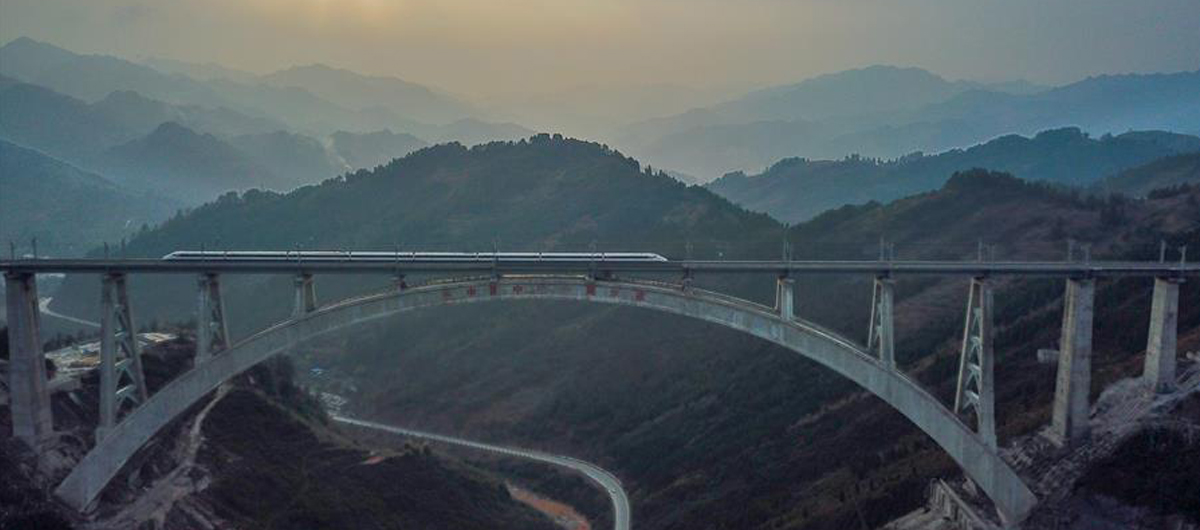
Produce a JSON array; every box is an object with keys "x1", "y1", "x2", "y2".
[
  {"x1": 286, "y1": 170, "x2": 1199, "y2": 530},
  {"x1": 0, "y1": 337, "x2": 561, "y2": 529},
  {"x1": 0, "y1": 140, "x2": 177, "y2": 257},
  {"x1": 51, "y1": 135, "x2": 780, "y2": 324},
  {"x1": 0, "y1": 77, "x2": 288, "y2": 170},
  {"x1": 97, "y1": 122, "x2": 282, "y2": 201},
  {"x1": 46, "y1": 137, "x2": 1200, "y2": 529},
  {"x1": 0, "y1": 76, "x2": 137, "y2": 163},
  {"x1": 91, "y1": 90, "x2": 285, "y2": 138},
  {"x1": 1099, "y1": 153, "x2": 1200, "y2": 197},
  {"x1": 228, "y1": 130, "x2": 347, "y2": 186},
  {"x1": 707, "y1": 127, "x2": 1200, "y2": 222},
  {"x1": 331, "y1": 130, "x2": 430, "y2": 170}
]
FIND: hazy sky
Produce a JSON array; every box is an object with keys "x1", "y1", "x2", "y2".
[{"x1": 2, "y1": 0, "x2": 1198, "y2": 98}]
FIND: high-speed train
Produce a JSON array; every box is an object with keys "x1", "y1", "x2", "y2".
[{"x1": 161, "y1": 250, "x2": 669, "y2": 263}]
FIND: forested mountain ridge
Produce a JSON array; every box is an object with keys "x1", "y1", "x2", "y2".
[
  {"x1": 707, "y1": 127, "x2": 1200, "y2": 222},
  {"x1": 50, "y1": 134, "x2": 780, "y2": 323},
  {"x1": 1098, "y1": 152, "x2": 1200, "y2": 197}
]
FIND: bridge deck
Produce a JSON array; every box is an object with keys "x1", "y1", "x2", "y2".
[{"x1": 2, "y1": 258, "x2": 1196, "y2": 277}]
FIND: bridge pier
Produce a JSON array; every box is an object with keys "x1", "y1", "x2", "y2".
[
  {"x1": 1051, "y1": 277, "x2": 1094, "y2": 446},
  {"x1": 293, "y1": 273, "x2": 317, "y2": 316},
  {"x1": 196, "y1": 273, "x2": 230, "y2": 363},
  {"x1": 954, "y1": 277, "x2": 996, "y2": 449},
  {"x1": 97, "y1": 273, "x2": 149, "y2": 442},
  {"x1": 1144, "y1": 277, "x2": 1182, "y2": 394},
  {"x1": 869, "y1": 276, "x2": 896, "y2": 367},
  {"x1": 5, "y1": 272, "x2": 53, "y2": 447},
  {"x1": 775, "y1": 277, "x2": 795, "y2": 321}
]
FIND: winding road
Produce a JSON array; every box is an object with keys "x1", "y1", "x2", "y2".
[
  {"x1": 331, "y1": 415, "x2": 631, "y2": 530},
  {"x1": 39, "y1": 297, "x2": 100, "y2": 328}
]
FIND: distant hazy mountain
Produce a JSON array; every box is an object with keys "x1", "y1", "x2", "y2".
[
  {"x1": 0, "y1": 139, "x2": 177, "y2": 256},
  {"x1": 716, "y1": 66, "x2": 982, "y2": 123},
  {"x1": 0, "y1": 38, "x2": 385, "y2": 134},
  {"x1": 488, "y1": 82, "x2": 736, "y2": 140},
  {"x1": 0, "y1": 76, "x2": 135, "y2": 162},
  {"x1": 1098, "y1": 153, "x2": 1200, "y2": 197},
  {"x1": 0, "y1": 37, "x2": 224, "y2": 106},
  {"x1": 90, "y1": 90, "x2": 286, "y2": 138},
  {"x1": 330, "y1": 130, "x2": 430, "y2": 169},
  {"x1": 621, "y1": 67, "x2": 1200, "y2": 179},
  {"x1": 619, "y1": 66, "x2": 999, "y2": 147},
  {"x1": 98, "y1": 122, "x2": 280, "y2": 201},
  {"x1": 140, "y1": 56, "x2": 261, "y2": 84},
  {"x1": 262, "y1": 64, "x2": 475, "y2": 125},
  {"x1": 229, "y1": 130, "x2": 347, "y2": 185},
  {"x1": 0, "y1": 76, "x2": 290, "y2": 178},
  {"x1": 707, "y1": 127, "x2": 1200, "y2": 222},
  {"x1": 2, "y1": 37, "x2": 539, "y2": 144}
]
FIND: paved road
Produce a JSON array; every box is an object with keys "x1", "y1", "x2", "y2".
[
  {"x1": 332, "y1": 416, "x2": 631, "y2": 530},
  {"x1": 39, "y1": 297, "x2": 100, "y2": 328}
]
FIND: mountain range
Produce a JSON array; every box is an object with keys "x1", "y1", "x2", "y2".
[
  {"x1": 0, "y1": 37, "x2": 524, "y2": 139},
  {"x1": 707, "y1": 127, "x2": 1200, "y2": 222},
  {"x1": 0, "y1": 74, "x2": 457, "y2": 206},
  {"x1": 617, "y1": 66, "x2": 1200, "y2": 179}
]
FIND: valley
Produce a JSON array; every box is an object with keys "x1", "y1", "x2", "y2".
[{"x1": 2, "y1": 7, "x2": 1200, "y2": 528}]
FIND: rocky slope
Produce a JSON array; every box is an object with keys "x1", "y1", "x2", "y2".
[{"x1": 0, "y1": 336, "x2": 561, "y2": 529}]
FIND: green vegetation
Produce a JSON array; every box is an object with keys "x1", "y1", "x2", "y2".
[{"x1": 1099, "y1": 152, "x2": 1200, "y2": 197}]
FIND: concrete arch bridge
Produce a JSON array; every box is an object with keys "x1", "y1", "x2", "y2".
[{"x1": 3, "y1": 254, "x2": 1195, "y2": 526}]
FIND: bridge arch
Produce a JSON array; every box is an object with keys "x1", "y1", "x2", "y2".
[{"x1": 56, "y1": 275, "x2": 1036, "y2": 522}]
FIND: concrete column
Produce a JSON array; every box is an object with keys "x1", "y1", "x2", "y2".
[
  {"x1": 5, "y1": 272, "x2": 53, "y2": 446},
  {"x1": 869, "y1": 276, "x2": 896, "y2": 367},
  {"x1": 954, "y1": 277, "x2": 996, "y2": 448},
  {"x1": 196, "y1": 273, "x2": 230, "y2": 364},
  {"x1": 293, "y1": 273, "x2": 317, "y2": 316},
  {"x1": 97, "y1": 273, "x2": 149, "y2": 442},
  {"x1": 775, "y1": 277, "x2": 796, "y2": 321},
  {"x1": 1144, "y1": 277, "x2": 1182, "y2": 393},
  {"x1": 1051, "y1": 277, "x2": 1094, "y2": 446}
]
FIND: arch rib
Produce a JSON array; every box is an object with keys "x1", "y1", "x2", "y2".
[{"x1": 55, "y1": 276, "x2": 1036, "y2": 523}]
